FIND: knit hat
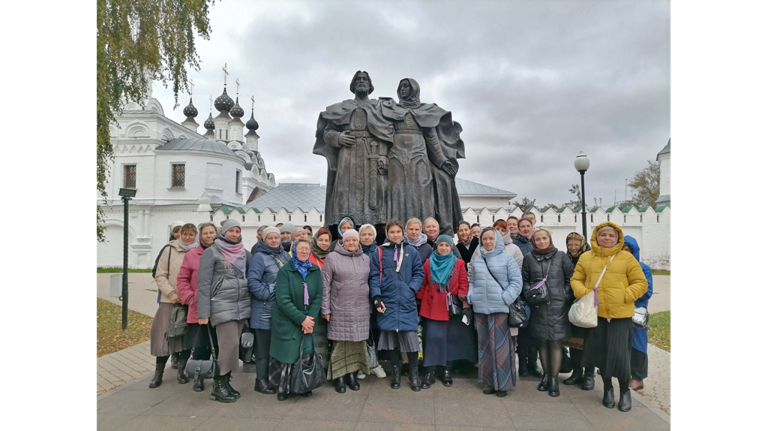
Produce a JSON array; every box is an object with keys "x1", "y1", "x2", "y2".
[
  {"x1": 342, "y1": 229, "x2": 360, "y2": 241},
  {"x1": 262, "y1": 227, "x2": 280, "y2": 239},
  {"x1": 292, "y1": 227, "x2": 305, "y2": 239},
  {"x1": 221, "y1": 219, "x2": 241, "y2": 235},
  {"x1": 279, "y1": 223, "x2": 295, "y2": 234},
  {"x1": 435, "y1": 234, "x2": 453, "y2": 246}
]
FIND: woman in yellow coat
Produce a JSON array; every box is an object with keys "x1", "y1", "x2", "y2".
[{"x1": 571, "y1": 222, "x2": 647, "y2": 413}]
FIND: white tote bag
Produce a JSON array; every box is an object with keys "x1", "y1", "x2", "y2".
[{"x1": 568, "y1": 255, "x2": 615, "y2": 328}]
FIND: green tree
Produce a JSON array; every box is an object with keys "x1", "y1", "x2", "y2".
[
  {"x1": 627, "y1": 160, "x2": 661, "y2": 207},
  {"x1": 97, "y1": 0, "x2": 215, "y2": 240},
  {"x1": 512, "y1": 197, "x2": 537, "y2": 212},
  {"x1": 564, "y1": 183, "x2": 582, "y2": 210}
]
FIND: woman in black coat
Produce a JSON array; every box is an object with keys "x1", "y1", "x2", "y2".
[{"x1": 522, "y1": 228, "x2": 574, "y2": 397}]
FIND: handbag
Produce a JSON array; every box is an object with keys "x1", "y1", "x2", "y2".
[
  {"x1": 447, "y1": 292, "x2": 462, "y2": 316},
  {"x1": 632, "y1": 307, "x2": 649, "y2": 328},
  {"x1": 507, "y1": 298, "x2": 528, "y2": 328},
  {"x1": 167, "y1": 303, "x2": 188, "y2": 337},
  {"x1": 366, "y1": 331, "x2": 379, "y2": 369},
  {"x1": 523, "y1": 259, "x2": 552, "y2": 306},
  {"x1": 289, "y1": 334, "x2": 327, "y2": 394},
  {"x1": 184, "y1": 325, "x2": 219, "y2": 380},
  {"x1": 568, "y1": 255, "x2": 615, "y2": 328}
]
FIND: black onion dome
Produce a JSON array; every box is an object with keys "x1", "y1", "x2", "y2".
[
  {"x1": 246, "y1": 111, "x2": 259, "y2": 131},
  {"x1": 214, "y1": 87, "x2": 234, "y2": 112},
  {"x1": 204, "y1": 113, "x2": 215, "y2": 130},
  {"x1": 230, "y1": 97, "x2": 244, "y2": 118},
  {"x1": 182, "y1": 97, "x2": 198, "y2": 118}
]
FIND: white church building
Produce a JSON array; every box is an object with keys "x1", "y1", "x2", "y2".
[{"x1": 98, "y1": 86, "x2": 670, "y2": 270}]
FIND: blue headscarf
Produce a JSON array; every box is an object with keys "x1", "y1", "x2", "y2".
[
  {"x1": 337, "y1": 216, "x2": 355, "y2": 237},
  {"x1": 429, "y1": 234, "x2": 457, "y2": 286},
  {"x1": 291, "y1": 239, "x2": 313, "y2": 280}
]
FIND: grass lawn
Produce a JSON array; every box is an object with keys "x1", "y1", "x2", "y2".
[
  {"x1": 98, "y1": 267, "x2": 152, "y2": 273},
  {"x1": 651, "y1": 269, "x2": 670, "y2": 275},
  {"x1": 648, "y1": 311, "x2": 670, "y2": 352},
  {"x1": 97, "y1": 298, "x2": 153, "y2": 357}
]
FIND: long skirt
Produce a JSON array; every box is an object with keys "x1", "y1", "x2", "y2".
[
  {"x1": 630, "y1": 348, "x2": 648, "y2": 380},
  {"x1": 422, "y1": 317, "x2": 476, "y2": 367},
  {"x1": 447, "y1": 314, "x2": 478, "y2": 363},
  {"x1": 150, "y1": 303, "x2": 185, "y2": 357},
  {"x1": 215, "y1": 319, "x2": 245, "y2": 375},
  {"x1": 582, "y1": 317, "x2": 632, "y2": 382},
  {"x1": 268, "y1": 356, "x2": 310, "y2": 396},
  {"x1": 476, "y1": 313, "x2": 514, "y2": 391},
  {"x1": 378, "y1": 330, "x2": 420, "y2": 352},
  {"x1": 184, "y1": 323, "x2": 217, "y2": 360},
  {"x1": 328, "y1": 341, "x2": 370, "y2": 380}
]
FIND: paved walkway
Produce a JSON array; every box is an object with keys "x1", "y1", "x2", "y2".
[{"x1": 96, "y1": 273, "x2": 672, "y2": 431}]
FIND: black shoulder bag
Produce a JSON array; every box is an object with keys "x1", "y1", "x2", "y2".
[
  {"x1": 184, "y1": 325, "x2": 219, "y2": 380},
  {"x1": 523, "y1": 258, "x2": 552, "y2": 306}
]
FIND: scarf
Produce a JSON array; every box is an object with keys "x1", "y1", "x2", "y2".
[
  {"x1": 501, "y1": 232, "x2": 512, "y2": 246},
  {"x1": 408, "y1": 232, "x2": 428, "y2": 248},
  {"x1": 382, "y1": 239, "x2": 405, "y2": 273},
  {"x1": 213, "y1": 234, "x2": 246, "y2": 274},
  {"x1": 429, "y1": 241, "x2": 457, "y2": 287},
  {"x1": 291, "y1": 240, "x2": 313, "y2": 281},
  {"x1": 532, "y1": 243, "x2": 556, "y2": 255},
  {"x1": 311, "y1": 228, "x2": 332, "y2": 260},
  {"x1": 398, "y1": 78, "x2": 421, "y2": 109},
  {"x1": 176, "y1": 237, "x2": 199, "y2": 252},
  {"x1": 458, "y1": 235, "x2": 472, "y2": 247},
  {"x1": 362, "y1": 240, "x2": 378, "y2": 258}
]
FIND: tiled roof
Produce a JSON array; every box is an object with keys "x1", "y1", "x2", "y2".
[
  {"x1": 454, "y1": 178, "x2": 515, "y2": 197},
  {"x1": 243, "y1": 183, "x2": 327, "y2": 213}
]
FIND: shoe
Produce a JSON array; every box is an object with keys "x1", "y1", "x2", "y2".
[
  {"x1": 177, "y1": 359, "x2": 189, "y2": 384},
  {"x1": 371, "y1": 365, "x2": 387, "y2": 379},
  {"x1": 210, "y1": 376, "x2": 237, "y2": 403},
  {"x1": 518, "y1": 357, "x2": 529, "y2": 377},
  {"x1": 482, "y1": 385, "x2": 496, "y2": 395},
  {"x1": 345, "y1": 373, "x2": 360, "y2": 391},
  {"x1": 582, "y1": 368, "x2": 595, "y2": 391},
  {"x1": 602, "y1": 386, "x2": 615, "y2": 409},
  {"x1": 255, "y1": 378, "x2": 276, "y2": 394},
  {"x1": 548, "y1": 377, "x2": 560, "y2": 397},
  {"x1": 563, "y1": 368, "x2": 583, "y2": 385},
  {"x1": 537, "y1": 374, "x2": 550, "y2": 392},
  {"x1": 529, "y1": 365, "x2": 544, "y2": 378},
  {"x1": 409, "y1": 364, "x2": 421, "y2": 392},
  {"x1": 226, "y1": 374, "x2": 240, "y2": 399},
  {"x1": 277, "y1": 392, "x2": 288, "y2": 401},
  {"x1": 170, "y1": 354, "x2": 179, "y2": 370},
  {"x1": 148, "y1": 364, "x2": 164, "y2": 389},
  {"x1": 440, "y1": 368, "x2": 453, "y2": 387},
  {"x1": 357, "y1": 370, "x2": 367, "y2": 380},
  {"x1": 628, "y1": 379, "x2": 644, "y2": 391},
  {"x1": 193, "y1": 376, "x2": 205, "y2": 392},
  {"x1": 618, "y1": 389, "x2": 632, "y2": 412},
  {"x1": 300, "y1": 390, "x2": 312, "y2": 397},
  {"x1": 390, "y1": 364, "x2": 401, "y2": 389},
  {"x1": 335, "y1": 378, "x2": 347, "y2": 394},
  {"x1": 422, "y1": 367, "x2": 435, "y2": 389},
  {"x1": 496, "y1": 390, "x2": 507, "y2": 398}
]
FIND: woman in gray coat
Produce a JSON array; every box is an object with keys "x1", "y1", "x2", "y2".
[
  {"x1": 321, "y1": 229, "x2": 371, "y2": 393},
  {"x1": 197, "y1": 219, "x2": 251, "y2": 403},
  {"x1": 522, "y1": 228, "x2": 574, "y2": 398}
]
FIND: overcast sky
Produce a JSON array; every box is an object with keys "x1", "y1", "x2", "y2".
[{"x1": 152, "y1": 0, "x2": 670, "y2": 209}]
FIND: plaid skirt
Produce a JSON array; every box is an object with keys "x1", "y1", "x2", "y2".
[
  {"x1": 268, "y1": 355, "x2": 310, "y2": 396},
  {"x1": 327, "y1": 341, "x2": 370, "y2": 380},
  {"x1": 476, "y1": 312, "x2": 515, "y2": 391}
]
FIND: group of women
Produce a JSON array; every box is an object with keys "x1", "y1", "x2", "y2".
[{"x1": 149, "y1": 215, "x2": 651, "y2": 412}]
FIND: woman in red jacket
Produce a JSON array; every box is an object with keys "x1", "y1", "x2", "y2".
[
  {"x1": 417, "y1": 235, "x2": 471, "y2": 389},
  {"x1": 177, "y1": 222, "x2": 218, "y2": 393}
]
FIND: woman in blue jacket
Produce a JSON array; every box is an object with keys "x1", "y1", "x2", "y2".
[
  {"x1": 469, "y1": 228, "x2": 523, "y2": 397},
  {"x1": 369, "y1": 219, "x2": 425, "y2": 392},
  {"x1": 622, "y1": 235, "x2": 653, "y2": 391},
  {"x1": 246, "y1": 227, "x2": 290, "y2": 395}
]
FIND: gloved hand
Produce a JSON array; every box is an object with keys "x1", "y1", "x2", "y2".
[{"x1": 462, "y1": 307, "x2": 473, "y2": 322}]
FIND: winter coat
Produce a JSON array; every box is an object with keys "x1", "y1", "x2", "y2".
[
  {"x1": 269, "y1": 260, "x2": 323, "y2": 364},
  {"x1": 523, "y1": 249, "x2": 574, "y2": 340},
  {"x1": 154, "y1": 240, "x2": 189, "y2": 304},
  {"x1": 411, "y1": 241, "x2": 433, "y2": 264},
  {"x1": 320, "y1": 246, "x2": 371, "y2": 342},
  {"x1": 624, "y1": 235, "x2": 653, "y2": 352},
  {"x1": 571, "y1": 222, "x2": 648, "y2": 320},
  {"x1": 468, "y1": 230, "x2": 523, "y2": 315},
  {"x1": 197, "y1": 246, "x2": 252, "y2": 327},
  {"x1": 369, "y1": 242, "x2": 425, "y2": 332},
  {"x1": 457, "y1": 237, "x2": 479, "y2": 269},
  {"x1": 247, "y1": 242, "x2": 290, "y2": 330},
  {"x1": 309, "y1": 253, "x2": 326, "y2": 269},
  {"x1": 513, "y1": 234, "x2": 533, "y2": 255},
  {"x1": 417, "y1": 258, "x2": 468, "y2": 321},
  {"x1": 177, "y1": 244, "x2": 207, "y2": 323}
]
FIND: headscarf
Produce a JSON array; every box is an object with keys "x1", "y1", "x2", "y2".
[
  {"x1": 429, "y1": 234, "x2": 457, "y2": 286},
  {"x1": 311, "y1": 228, "x2": 332, "y2": 260},
  {"x1": 337, "y1": 216, "x2": 355, "y2": 238},
  {"x1": 397, "y1": 78, "x2": 421, "y2": 109},
  {"x1": 531, "y1": 228, "x2": 556, "y2": 255},
  {"x1": 176, "y1": 236, "x2": 199, "y2": 252},
  {"x1": 214, "y1": 220, "x2": 246, "y2": 274},
  {"x1": 291, "y1": 239, "x2": 313, "y2": 281},
  {"x1": 565, "y1": 232, "x2": 589, "y2": 258}
]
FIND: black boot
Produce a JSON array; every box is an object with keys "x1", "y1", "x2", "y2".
[
  {"x1": 177, "y1": 359, "x2": 189, "y2": 384},
  {"x1": 518, "y1": 353, "x2": 529, "y2": 377},
  {"x1": 409, "y1": 364, "x2": 421, "y2": 392},
  {"x1": 529, "y1": 363, "x2": 544, "y2": 378},
  {"x1": 170, "y1": 353, "x2": 179, "y2": 369},
  {"x1": 210, "y1": 376, "x2": 237, "y2": 403},
  {"x1": 193, "y1": 375, "x2": 205, "y2": 392},
  {"x1": 603, "y1": 386, "x2": 616, "y2": 409},
  {"x1": 537, "y1": 374, "x2": 550, "y2": 391},
  {"x1": 225, "y1": 373, "x2": 240, "y2": 399},
  {"x1": 391, "y1": 364, "x2": 402, "y2": 389},
  {"x1": 148, "y1": 364, "x2": 164, "y2": 388},
  {"x1": 335, "y1": 377, "x2": 347, "y2": 393},
  {"x1": 254, "y1": 378, "x2": 275, "y2": 394},
  {"x1": 618, "y1": 389, "x2": 632, "y2": 412},
  {"x1": 277, "y1": 391, "x2": 288, "y2": 401},
  {"x1": 422, "y1": 367, "x2": 435, "y2": 389},
  {"x1": 441, "y1": 367, "x2": 453, "y2": 387},
  {"x1": 345, "y1": 373, "x2": 360, "y2": 391},
  {"x1": 548, "y1": 376, "x2": 560, "y2": 397},
  {"x1": 582, "y1": 367, "x2": 596, "y2": 391},
  {"x1": 563, "y1": 367, "x2": 583, "y2": 385}
]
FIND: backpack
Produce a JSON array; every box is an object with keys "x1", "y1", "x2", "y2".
[{"x1": 152, "y1": 243, "x2": 171, "y2": 303}]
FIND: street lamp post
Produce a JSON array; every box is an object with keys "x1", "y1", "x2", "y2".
[
  {"x1": 574, "y1": 152, "x2": 590, "y2": 240},
  {"x1": 118, "y1": 188, "x2": 137, "y2": 330}
]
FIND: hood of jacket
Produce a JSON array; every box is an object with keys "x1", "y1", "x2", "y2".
[
  {"x1": 335, "y1": 243, "x2": 363, "y2": 258},
  {"x1": 590, "y1": 221, "x2": 625, "y2": 258},
  {"x1": 623, "y1": 235, "x2": 640, "y2": 261},
  {"x1": 480, "y1": 229, "x2": 505, "y2": 258},
  {"x1": 254, "y1": 240, "x2": 284, "y2": 256}
]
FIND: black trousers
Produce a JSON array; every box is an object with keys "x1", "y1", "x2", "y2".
[
  {"x1": 630, "y1": 348, "x2": 648, "y2": 380},
  {"x1": 517, "y1": 326, "x2": 540, "y2": 369}
]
